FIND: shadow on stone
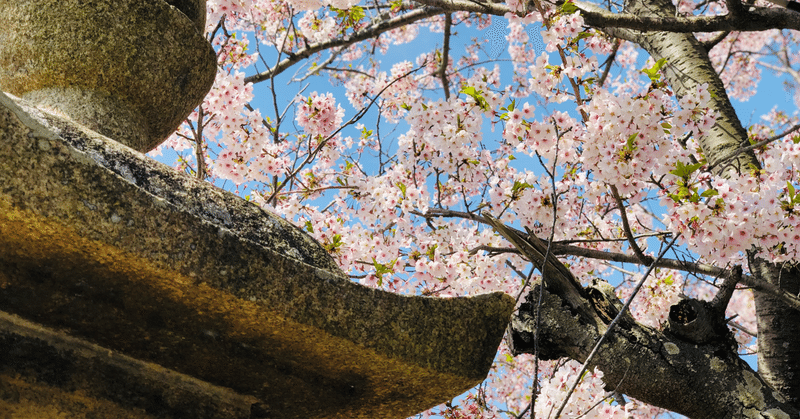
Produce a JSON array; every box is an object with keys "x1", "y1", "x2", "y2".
[{"x1": 0, "y1": 91, "x2": 515, "y2": 418}]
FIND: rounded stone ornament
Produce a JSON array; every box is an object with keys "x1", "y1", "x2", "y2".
[{"x1": 0, "y1": 0, "x2": 217, "y2": 153}]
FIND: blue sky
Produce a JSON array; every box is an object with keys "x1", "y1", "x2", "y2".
[{"x1": 150, "y1": 12, "x2": 794, "y2": 415}]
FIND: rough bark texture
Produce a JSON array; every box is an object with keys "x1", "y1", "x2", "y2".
[
  {"x1": 620, "y1": 0, "x2": 800, "y2": 409},
  {"x1": 494, "y1": 221, "x2": 798, "y2": 418},
  {"x1": 748, "y1": 259, "x2": 800, "y2": 405},
  {"x1": 509, "y1": 283, "x2": 797, "y2": 419},
  {"x1": 507, "y1": 0, "x2": 800, "y2": 415}
]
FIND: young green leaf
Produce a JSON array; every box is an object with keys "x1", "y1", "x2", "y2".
[
  {"x1": 641, "y1": 58, "x2": 667, "y2": 82},
  {"x1": 560, "y1": 0, "x2": 579, "y2": 14}
]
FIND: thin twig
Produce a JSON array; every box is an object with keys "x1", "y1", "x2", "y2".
[
  {"x1": 709, "y1": 123, "x2": 800, "y2": 171},
  {"x1": 598, "y1": 38, "x2": 621, "y2": 87},
  {"x1": 608, "y1": 184, "x2": 649, "y2": 264},
  {"x1": 266, "y1": 62, "x2": 425, "y2": 203},
  {"x1": 193, "y1": 106, "x2": 207, "y2": 180}
]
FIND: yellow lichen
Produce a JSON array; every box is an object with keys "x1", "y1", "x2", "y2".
[
  {"x1": 736, "y1": 370, "x2": 766, "y2": 410},
  {"x1": 663, "y1": 342, "x2": 680, "y2": 355},
  {"x1": 762, "y1": 408, "x2": 790, "y2": 419},
  {"x1": 709, "y1": 356, "x2": 725, "y2": 372}
]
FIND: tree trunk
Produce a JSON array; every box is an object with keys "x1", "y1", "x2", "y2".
[
  {"x1": 508, "y1": 0, "x2": 800, "y2": 415},
  {"x1": 509, "y1": 282, "x2": 798, "y2": 418},
  {"x1": 620, "y1": 0, "x2": 800, "y2": 406}
]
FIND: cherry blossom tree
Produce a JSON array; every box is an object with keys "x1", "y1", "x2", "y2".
[{"x1": 154, "y1": 0, "x2": 800, "y2": 417}]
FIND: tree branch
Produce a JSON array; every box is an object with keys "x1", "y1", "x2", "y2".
[
  {"x1": 554, "y1": 235, "x2": 679, "y2": 418},
  {"x1": 576, "y1": 2, "x2": 800, "y2": 33},
  {"x1": 244, "y1": 7, "x2": 443, "y2": 84},
  {"x1": 608, "y1": 184, "x2": 649, "y2": 264},
  {"x1": 508, "y1": 277, "x2": 799, "y2": 419},
  {"x1": 439, "y1": 13, "x2": 453, "y2": 100},
  {"x1": 709, "y1": 123, "x2": 800, "y2": 172},
  {"x1": 414, "y1": 208, "x2": 800, "y2": 312}
]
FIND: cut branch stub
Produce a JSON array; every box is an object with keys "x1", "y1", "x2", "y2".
[
  {"x1": 0, "y1": 0, "x2": 216, "y2": 153},
  {"x1": 667, "y1": 298, "x2": 736, "y2": 346}
]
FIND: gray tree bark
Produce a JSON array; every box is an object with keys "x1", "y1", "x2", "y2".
[{"x1": 507, "y1": 0, "x2": 800, "y2": 417}]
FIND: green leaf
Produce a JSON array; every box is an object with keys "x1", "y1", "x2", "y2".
[
  {"x1": 663, "y1": 274, "x2": 674, "y2": 286},
  {"x1": 331, "y1": 5, "x2": 365, "y2": 27},
  {"x1": 396, "y1": 181, "x2": 407, "y2": 198},
  {"x1": 324, "y1": 234, "x2": 344, "y2": 254},
  {"x1": 572, "y1": 31, "x2": 592, "y2": 43},
  {"x1": 700, "y1": 189, "x2": 718, "y2": 198},
  {"x1": 641, "y1": 58, "x2": 667, "y2": 82},
  {"x1": 560, "y1": 0, "x2": 579, "y2": 14},
  {"x1": 373, "y1": 258, "x2": 398, "y2": 285},
  {"x1": 669, "y1": 161, "x2": 703, "y2": 179},
  {"x1": 625, "y1": 132, "x2": 638, "y2": 151},
  {"x1": 511, "y1": 180, "x2": 533, "y2": 195},
  {"x1": 460, "y1": 86, "x2": 490, "y2": 111},
  {"x1": 350, "y1": 5, "x2": 365, "y2": 21}
]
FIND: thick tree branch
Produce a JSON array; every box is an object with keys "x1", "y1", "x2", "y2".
[
  {"x1": 508, "y1": 278, "x2": 799, "y2": 419},
  {"x1": 487, "y1": 203, "x2": 798, "y2": 417},
  {"x1": 710, "y1": 265, "x2": 741, "y2": 314},
  {"x1": 245, "y1": 1, "x2": 800, "y2": 85},
  {"x1": 576, "y1": 1, "x2": 800, "y2": 33},
  {"x1": 483, "y1": 213, "x2": 606, "y2": 330},
  {"x1": 414, "y1": 0, "x2": 800, "y2": 32},
  {"x1": 553, "y1": 236, "x2": 678, "y2": 418},
  {"x1": 624, "y1": 0, "x2": 800, "y2": 405}
]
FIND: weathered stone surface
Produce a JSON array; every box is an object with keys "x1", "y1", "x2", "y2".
[
  {"x1": 0, "y1": 91, "x2": 515, "y2": 418},
  {"x1": 0, "y1": 311, "x2": 255, "y2": 419},
  {"x1": 0, "y1": 0, "x2": 216, "y2": 152}
]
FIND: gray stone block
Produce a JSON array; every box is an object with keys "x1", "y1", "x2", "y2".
[{"x1": 0, "y1": 91, "x2": 515, "y2": 418}]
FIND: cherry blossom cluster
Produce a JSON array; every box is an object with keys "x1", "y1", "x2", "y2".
[
  {"x1": 297, "y1": 11, "x2": 337, "y2": 44},
  {"x1": 149, "y1": 1, "x2": 800, "y2": 416},
  {"x1": 533, "y1": 361, "x2": 626, "y2": 418},
  {"x1": 296, "y1": 91, "x2": 346, "y2": 138},
  {"x1": 617, "y1": 270, "x2": 684, "y2": 328},
  {"x1": 344, "y1": 61, "x2": 422, "y2": 123}
]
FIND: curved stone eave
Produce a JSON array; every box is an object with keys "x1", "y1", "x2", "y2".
[{"x1": 0, "y1": 92, "x2": 515, "y2": 418}]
